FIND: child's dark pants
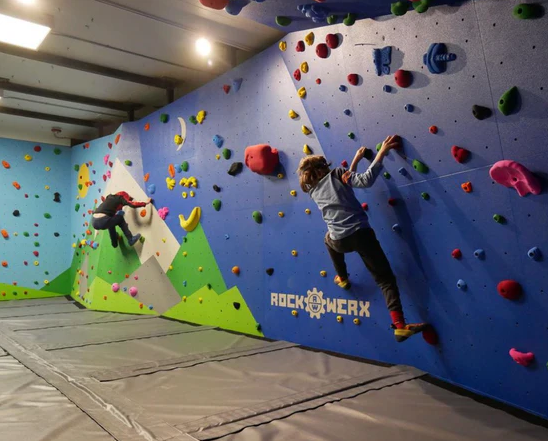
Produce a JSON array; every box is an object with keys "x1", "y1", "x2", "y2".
[
  {"x1": 92, "y1": 214, "x2": 133, "y2": 246},
  {"x1": 324, "y1": 227, "x2": 403, "y2": 312}
]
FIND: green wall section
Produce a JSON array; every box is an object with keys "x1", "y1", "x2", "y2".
[
  {"x1": 0, "y1": 282, "x2": 67, "y2": 301},
  {"x1": 85, "y1": 277, "x2": 157, "y2": 315},
  {"x1": 163, "y1": 285, "x2": 263, "y2": 337}
]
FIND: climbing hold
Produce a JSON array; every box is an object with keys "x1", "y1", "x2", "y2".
[
  {"x1": 339, "y1": 85, "x2": 347, "y2": 92},
  {"x1": 347, "y1": 73, "x2": 359, "y2": 86},
  {"x1": 125, "y1": 160, "x2": 132, "y2": 166},
  {"x1": 474, "y1": 249, "x2": 485, "y2": 259},
  {"x1": 24, "y1": 154, "x2": 32, "y2": 161},
  {"x1": 44, "y1": 213, "x2": 51, "y2": 219},
  {"x1": 228, "y1": 162, "x2": 244, "y2": 176},
  {"x1": 341, "y1": 160, "x2": 348, "y2": 168},
  {"x1": 140, "y1": 209, "x2": 147, "y2": 218},
  {"x1": 222, "y1": 84, "x2": 230, "y2": 94},
  {"x1": 147, "y1": 184, "x2": 156, "y2": 194},
  {"x1": 212, "y1": 199, "x2": 222, "y2": 211},
  {"x1": 461, "y1": 182, "x2": 473, "y2": 193},
  {"x1": 451, "y1": 145, "x2": 470, "y2": 163},
  {"x1": 493, "y1": 214, "x2": 506, "y2": 224},
  {"x1": 343, "y1": 13, "x2": 357, "y2": 26},
  {"x1": 348, "y1": 132, "x2": 355, "y2": 140},
  {"x1": 383, "y1": 85, "x2": 392, "y2": 93},
  {"x1": 422, "y1": 325, "x2": 438, "y2": 345},
  {"x1": 291, "y1": 310, "x2": 298, "y2": 317},
  {"x1": 291, "y1": 250, "x2": 298, "y2": 256},
  {"x1": 252, "y1": 211, "x2": 263, "y2": 224},
  {"x1": 423, "y1": 43, "x2": 457, "y2": 74},
  {"x1": 326, "y1": 34, "x2": 339, "y2": 49},
  {"x1": 75, "y1": 203, "x2": 80, "y2": 212},
  {"x1": 129, "y1": 287, "x2": 138, "y2": 297},
  {"x1": 513, "y1": 3, "x2": 544, "y2": 19},
  {"x1": 388, "y1": 198, "x2": 397, "y2": 206},
  {"x1": 245, "y1": 144, "x2": 279, "y2": 175},
  {"x1": 179, "y1": 207, "x2": 201, "y2": 232},
  {"x1": 2, "y1": 160, "x2": 10, "y2": 168},
  {"x1": 316, "y1": 43, "x2": 328, "y2": 58},
  {"x1": 166, "y1": 177, "x2": 176, "y2": 190},
  {"x1": 232, "y1": 78, "x2": 243, "y2": 92},
  {"x1": 489, "y1": 160, "x2": 541, "y2": 197},
  {"x1": 112, "y1": 283, "x2": 120, "y2": 293},
  {"x1": 232, "y1": 266, "x2": 240, "y2": 275},
  {"x1": 421, "y1": 192, "x2": 430, "y2": 200},
  {"x1": 296, "y1": 40, "x2": 305, "y2": 52},
  {"x1": 361, "y1": 203, "x2": 368, "y2": 211},
  {"x1": 323, "y1": 121, "x2": 329, "y2": 128},
  {"x1": 277, "y1": 173, "x2": 284, "y2": 179},
  {"x1": 304, "y1": 32, "x2": 314, "y2": 46},
  {"x1": 1, "y1": 261, "x2": 7, "y2": 267},
  {"x1": 290, "y1": 190, "x2": 297, "y2": 197},
  {"x1": 353, "y1": 318, "x2": 361, "y2": 325},
  {"x1": 451, "y1": 249, "x2": 462, "y2": 259},
  {"x1": 189, "y1": 115, "x2": 197, "y2": 125},
  {"x1": 392, "y1": 224, "x2": 401, "y2": 232},
  {"x1": 305, "y1": 208, "x2": 311, "y2": 214},
  {"x1": 293, "y1": 69, "x2": 301, "y2": 81},
  {"x1": 316, "y1": 78, "x2": 321, "y2": 84},
  {"x1": 384, "y1": 172, "x2": 391, "y2": 179},
  {"x1": 303, "y1": 144, "x2": 312, "y2": 155},
  {"x1": 298, "y1": 87, "x2": 307, "y2": 98},
  {"x1": 168, "y1": 164, "x2": 176, "y2": 178},
  {"x1": 497, "y1": 280, "x2": 522, "y2": 300},
  {"x1": 182, "y1": 161, "x2": 189, "y2": 172},
  {"x1": 391, "y1": 1, "x2": 409, "y2": 16},
  {"x1": 336, "y1": 315, "x2": 343, "y2": 323},
  {"x1": 472, "y1": 105, "x2": 492, "y2": 120},
  {"x1": 13, "y1": 182, "x2": 20, "y2": 190},
  {"x1": 160, "y1": 113, "x2": 169, "y2": 123},
  {"x1": 327, "y1": 14, "x2": 338, "y2": 24},
  {"x1": 457, "y1": 279, "x2": 467, "y2": 290},
  {"x1": 13, "y1": 210, "x2": 20, "y2": 216},
  {"x1": 405, "y1": 104, "x2": 414, "y2": 112},
  {"x1": 498, "y1": 87, "x2": 519, "y2": 116},
  {"x1": 279, "y1": 41, "x2": 287, "y2": 51},
  {"x1": 73, "y1": 164, "x2": 79, "y2": 171},
  {"x1": 213, "y1": 185, "x2": 221, "y2": 193},
  {"x1": 266, "y1": 268, "x2": 274, "y2": 276},
  {"x1": 213, "y1": 135, "x2": 224, "y2": 148},
  {"x1": 394, "y1": 69, "x2": 412, "y2": 88},
  {"x1": 54, "y1": 148, "x2": 61, "y2": 155},
  {"x1": 278, "y1": 212, "x2": 284, "y2": 218},
  {"x1": 344, "y1": 109, "x2": 351, "y2": 116},
  {"x1": 288, "y1": 109, "x2": 298, "y2": 119},
  {"x1": 222, "y1": 148, "x2": 231, "y2": 160},
  {"x1": 398, "y1": 168, "x2": 408, "y2": 176},
  {"x1": 429, "y1": 126, "x2": 438, "y2": 134},
  {"x1": 412, "y1": 160, "x2": 429, "y2": 174},
  {"x1": 300, "y1": 62, "x2": 309, "y2": 73},
  {"x1": 196, "y1": 110, "x2": 207, "y2": 124},
  {"x1": 276, "y1": 16, "x2": 292, "y2": 27},
  {"x1": 528, "y1": 247, "x2": 541, "y2": 261},
  {"x1": 302, "y1": 125, "x2": 312, "y2": 135}
]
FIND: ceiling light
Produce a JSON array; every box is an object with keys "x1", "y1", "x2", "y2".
[
  {"x1": 18, "y1": 0, "x2": 36, "y2": 5},
  {"x1": 195, "y1": 38, "x2": 211, "y2": 57},
  {"x1": 0, "y1": 4, "x2": 52, "y2": 50},
  {"x1": 207, "y1": 59, "x2": 212, "y2": 66}
]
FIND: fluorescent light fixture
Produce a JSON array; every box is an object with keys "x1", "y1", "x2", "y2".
[
  {"x1": 0, "y1": 3, "x2": 52, "y2": 50},
  {"x1": 195, "y1": 38, "x2": 211, "y2": 57}
]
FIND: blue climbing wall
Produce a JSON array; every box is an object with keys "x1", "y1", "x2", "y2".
[
  {"x1": 67, "y1": 0, "x2": 548, "y2": 419},
  {"x1": 0, "y1": 138, "x2": 72, "y2": 295}
]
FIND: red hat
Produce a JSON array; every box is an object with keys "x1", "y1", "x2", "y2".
[{"x1": 116, "y1": 191, "x2": 133, "y2": 201}]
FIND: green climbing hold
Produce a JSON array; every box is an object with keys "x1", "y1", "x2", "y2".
[
  {"x1": 44, "y1": 213, "x2": 51, "y2": 219},
  {"x1": 212, "y1": 199, "x2": 222, "y2": 211},
  {"x1": 498, "y1": 86, "x2": 519, "y2": 116},
  {"x1": 222, "y1": 148, "x2": 231, "y2": 160},
  {"x1": 376, "y1": 143, "x2": 382, "y2": 152},
  {"x1": 256, "y1": 323, "x2": 262, "y2": 332},
  {"x1": 384, "y1": 172, "x2": 391, "y2": 179},
  {"x1": 74, "y1": 164, "x2": 79, "y2": 171},
  {"x1": 189, "y1": 116, "x2": 198, "y2": 125},
  {"x1": 23, "y1": 232, "x2": 29, "y2": 237},
  {"x1": 252, "y1": 211, "x2": 263, "y2": 224},
  {"x1": 182, "y1": 161, "x2": 189, "y2": 172},
  {"x1": 513, "y1": 3, "x2": 544, "y2": 19},
  {"x1": 33, "y1": 242, "x2": 39, "y2": 247},
  {"x1": 139, "y1": 236, "x2": 145, "y2": 243},
  {"x1": 78, "y1": 184, "x2": 83, "y2": 190},
  {"x1": 493, "y1": 214, "x2": 506, "y2": 224},
  {"x1": 54, "y1": 148, "x2": 62, "y2": 155},
  {"x1": 348, "y1": 132, "x2": 355, "y2": 140},
  {"x1": 160, "y1": 113, "x2": 169, "y2": 123},
  {"x1": 343, "y1": 13, "x2": 357, "y2": 26},
  {"x1": 413, "y1": 0, "x2": 430, "y2": 13},
  {"x1": 125, "y1": 160, "x2": 132, "y2": 166},
  {"x1": 45, "y1": 271, "x2": 49, "y2": 275},
  {"x1": 327, "y1": 14, "x2": 338, "y2": 25},
  {"x1": 421, "y1": 192, "x2": 430, "y2": 200},
  {"x1": 75, "y1": 203, "x2": 80, "y2": 212},
  {"x1": 413, "y1": 159, "x2": 429, "y2": 174},
  {"x1": 391, "y1": 1, "x2": 409, "y2": 16},
  {"x1": 275, "y1": 16, "x2": 292, "y2": 26},
  {"x1": 183, "y1": 237, "x2": 188, "y2": 243},
  {"x1": 324, "y1": 121, "x2": 330, "y2": 128},
  {"x1": 35, "y1": 195, "x2": 39, "y2": 198}
]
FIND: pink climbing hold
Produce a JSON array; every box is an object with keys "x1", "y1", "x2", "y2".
[
  {"x1": 103, "y1": 154, "x2": 110, "y2": 165},
  {"x1": 347, "y1": 73, "x2": 359, "y2": 86},
  {"x1": 509, "y1": 348, "x2": 535, "y2": 366},
  {"x1": 129, "y1": 286, "x2": 138, "y2": 297},
  {"x1": 489, "y1": 160, "x2": 541, "y2": 197},
  {"x1": 296, "y1": 41, "x2": 305, "y2": 52},
  {"x1": 316, "y1": 43, "x2": 328, "y2": 58},
  {"x1": 326, "y1": 33, "x2": 339, "y2": 49},
  {"x1": 497, "y1": 280, "x2": 522, "y2": 300},
  {"x1": 158, "y1": 207, "x2": 169, "y2": 220},
  {"x1": 394, "y1": 69, "x2": 412, "y2": 88},
  {"x1": 111, "y1": 283, "x2": 120, "y2": 293},
  {"x1": 244, "y1": 144, "x2": 280, "y2": 175}
]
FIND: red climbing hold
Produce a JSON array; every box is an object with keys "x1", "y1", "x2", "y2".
[
  {"x1": 293, "y1": 69, "x2": 301, "y2": 81},
  {"x1": 422, "y1": 325, "x2": 439, "y2": 345},
  {"x1": 108, "y1": 142, "x2": 112, "y2": 149},
  {"x1": 429, "y1": 126, "x2": 438, "y2": 134},
  {"x1": 316, "y1": 78, "x2": 322, "y2": 84},
  {"x1": 497, "y1": 280, "x2": 522, "y2": 300},
  {"x1": 34, "y1": 145, "x2": 42, "y2": 152},
  {"x1": 199, "y1": 0, "x2": 229, "y2": 10},
  {"x1": 451, "y1": 145, "x2": 470, "y2": 163},
  {"x1": 316, "y1": 43, "x2": 328, "y2": 58},
  {"x1": 388, "y1": 198, "x2": 397, "y2": 206},
  {"x1": 326, "y1": 33, "x2": 339, "y2": 49},
  {"x1": 394, "y1": 69, "x2": 412, "y2": 88},
  {"x1": 341, "y1": 160, "x2": 348, "y2": 168},
  {"x1": 347, "y1": 73, "x2": 359, "y2": 86},
  {"x1": 223, "y1": 84, "x2": 231, "y2": 94},
  {"x1": 244, "y1": 144, "x2": 280, "y2": 175},
  {"x1": 33, "y1": 251, "x2": 39, "y2": 257},
  {"x1": 451, "y1": 249, "x2": 462, "y2": 259},
  {"x1": 296, "y1": 41, "x2": 305, "y2": 52},
  {"x1": 361, "y1": 203, "x2": 368, "y2": 211},
  {"x1": 509, "y1": 348, "x2": 535, "y2": 366}
]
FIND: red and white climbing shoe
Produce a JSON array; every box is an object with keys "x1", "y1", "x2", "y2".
[
  {"x1": 391, "y1": 323, "x2": 429, "y2": 343},
  {"x1": 334, "y1": 275, "x2": 351, "y2": 290}
]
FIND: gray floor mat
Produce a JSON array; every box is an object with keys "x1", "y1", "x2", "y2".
[
  {"x1": 0, "y1": 297, "x2": 72, "y2": 309},
  {"x1": 0, "y1": 302, "x2": 82, "y2": 319}
]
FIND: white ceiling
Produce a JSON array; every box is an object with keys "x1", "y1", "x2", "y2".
[{"x1": 0, "y1": 0, "x2": 283, "y2": 146}]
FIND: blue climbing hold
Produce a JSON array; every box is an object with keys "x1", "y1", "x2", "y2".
[
  {"x1": 225, "y1": 234, "x2": 230, "y2": 240},
  {"x1": 405, "y1": 104, "x2": 414, "y2": 112},
  {"x1": 474, "y1": 249, "x2": 485, "y2": 259},
  {"x1": 297, "y1": 3, "x2": 329, "y2": 23},
  {"x1": 183, "y1": 281, "x2": 187, "y2": 287},
  {"x1": 457, "y1": 279, "x2": 467, "y2": 290},
  {"x1": 528, "y1": 247, "x2": 541, "y2": 260},
  {"x1": 398, "y1": 167, "x2": 408, "y2": 176},
  {"x1": 373, "y1": 46, "x2": 392, "y2": 76},
  {"x1": 123, "y1": 287, "x2": 128, "y2": 292},
  {"x1": 339, "y1": 85, "x2": 347, "y2": 92},
  {"x1": 148, "y1": 305, "x2": 153, "y2": 310},
  {"x1": 233, "y1": 78, "x2": 243, "y2": 92},
  {"x1": 213, "y1": 135, "x2": 224, "y2": 148},
  {"x1": 175, "y1": 164, "x2": 182, "y2": 173},
  {"x1": 423, "y1": 43, "x2": 457, "y2": 74},
  {"x1": 392, "y1": 224, "x2": 401, "y2": 232},
  {"x1": 383, "y1": 85, "x2": 392, "y2": 93},
  {"x1": 344, "y1": 109, "x2": 351, "y2": 116},
  {"x1": 116, "y1": 210, "x2": 125, "y2": 216},
  {"x1": 147, "y1": 184, "x2": 156, "y2": 195}
]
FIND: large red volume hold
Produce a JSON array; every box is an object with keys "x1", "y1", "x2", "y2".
[
  {"x1": 245, "y1": 144, "x2": 280, "y2": 175},
  {"x1": 497, "y1": 280, "x2": 522, "y2": 300}
]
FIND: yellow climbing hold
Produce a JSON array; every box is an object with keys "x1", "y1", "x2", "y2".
[
  {"x1": 277, "y1": 173, "x2": 284, "y2": 179},
  {"x1": 174, "y1": 135, "x2": 183, "y2": 145},
  {"x1": 289, "y1": 109, "x2": 298, "y2": 119},
  {"x1": 278, "y1": 211, "x2": 285, "y2": 218},
  {"x1": 33, "y1": 261, "x2": 39, "y2": 266},
  {"x1": 199, "y1": 297, "x2": 203, "y2": 303},
  {"x1": 279, "y1": 41, "x2": 287, "y2": 51},
  {"x1": 303, "y1": 144, "x2": 312, "y2": 155},
  {"x1": 44, "y1": 280, "x2": 49, "y2": 285},
  {"x1": 291, "y1": 250, "x2": 298, "y2": 256},
  {"x1": 45, "y1": 166, "x2": 50, "y2": 171},
  {"x1": 198, "y1": 267, "x2": 203, "y2": 272},
  {"x1": 305, "y1": 208, "x2": 311, "y2": 214},
  {"x1": 180, "y1": 176, "x2": 198, "y2": 188},
  {"x1": 72, "y1": 243, "x2": 76, "y2": 248},
  {"x1": 190, "y1": 191, "x2": 195, "y2": 197},
  {"x1": 298, "y1": 87, "x2": 306, "y2": 98},
  {"x1": 292, "y1": 310, "x2": 298, "y2": 316},
  {"x1": 166, "y1": 177, "x2": 176, "y2": 190},
  {"x1": 196, "y1": 110, "x2": 207, "y2": 124},
  {"x1": 290, "y1": 190, "x2": 297, "y2": 196},
  {"x1": 168, "y1": 265, "x2": 173, "y2": 270},
  {"x1": 45, "y1": 185, "x2": 50, "y2": 190},
  {"x1": 183, "y1": 251, "x2": 188, "y2": 257},
  {"x1": 305, "y1": 32, "x2": 314, "y2": 46},
  {"x1": 336, "y1": 316, "x2": 343, "y2": 323},
  {"x1": 302, "y1": 126, "x2": 312, "y2": 135},
  {"x1": 179, "y1": 207, "x2": 201, "y2": 232},
  {"x1": 182, "y1": 192, "x2": 188, "y2": 198},
  {"x1": 80, "y1": 240, "x2": 86, "y2": 246},
  {"x1": 24, "y1": 154, "x2": 32, "y2": 161},
  {"x1": 353, "y1": 318, "x2": 361, "y2": 325},
  {"x1": 183, "y1": 296, "x2": 187, "y2": 302},
  {"x1": 162, "y1": 238, "x2": 166, "y2": 243},
  {"x1": 216, "y1": 154, "x2": 221, "y2": 160},
  {"x1": 320, "y1": 270, "x2": 327, "y2": 277},
  {"x1": 300, "y1": 62, "x2": 309, "y2": 73}
]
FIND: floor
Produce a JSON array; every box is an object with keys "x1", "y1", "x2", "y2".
[{"x1": 0, "y1": 297, "x2": 547, "y2": 441}]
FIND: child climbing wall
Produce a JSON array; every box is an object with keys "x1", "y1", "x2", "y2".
[{"x1": 0, "y1": 138, "x2": 72, "y2": 299}]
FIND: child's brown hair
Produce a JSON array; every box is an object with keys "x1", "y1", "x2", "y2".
[{"x1": 297, "y1": 155, "x2": 331, "y2": 193}]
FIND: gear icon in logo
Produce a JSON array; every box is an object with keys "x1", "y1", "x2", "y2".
[{"x1": 305, "y1": 288, "x2": 326, "y2": 319}]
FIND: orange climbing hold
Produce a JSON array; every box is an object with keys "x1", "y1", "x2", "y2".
[
  {"x1": 232, "y1": 266, "x2": 240, "y2": 275},
  {"x1": 12, "y1": 182, "x2": 20, "y2": 189},
  {"x1": 1, "y1": 230, "x2": 9, "y2": 239},
  {"x1": 144, "y1": 173, "x2": 150, "y2": 182},
  {"x1": 2, "y1": 160, "x2": 10, "y2": 169},
  {"x1": 144, "y1": 123, "x2": 150, "y2": 131},
  {"x1": 461, "y1": 182, "x2": 473, "y2": 193},
  {"x1": 168, "y1": 164, "x2": 175, "y2": 178},
  {"x1": 1, "y1": 261, "x2": 7, "y2": 267},
  {"x1": 115, "y1": 134, "x2": 121, "y2": 145},
  {"x1": 140, "y1": 209, "x2": 147, "y2": 217}
]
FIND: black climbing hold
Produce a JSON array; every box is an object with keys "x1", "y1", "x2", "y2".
[
  {"x1": 213, "y1": 185, "x2": 221, "y2": 192},
  {"x1": 54, "y1": 232, "x2": 60, "y2": 237},
  {"x1": 54, "y1": 192, "x2": 61, "y2": 202},
  {"x1": 363, "y1": 148, "x2": 374, "y2": 161},
  {"x1": 472, "y1": 105, "x2": 492, "y2": 120},
  {"x1": 228, "y1": 162, "x2": 243, "y2": 176},
  {"x1": 266, "y1": 268, "x2": 274, "y2": 276},
  {"x1": 13, "y1": 210, "x2": 20, "y2": 216},
  {"x1": 233, "y1": 302, "x2": 241, "y2": 310}
]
